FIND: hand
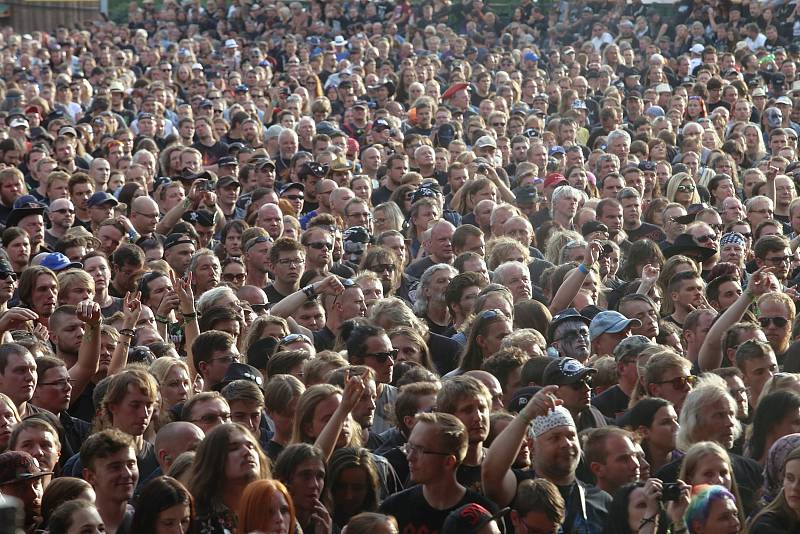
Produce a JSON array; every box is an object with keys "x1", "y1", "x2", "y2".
[
  {"x1": 115, "y1": 214, "x2": 134, "y2": 231},
  {"x1": 666, "y1": 480, "x2": 692, "y2": 526},
  {"x1": 172, "y1": 272, "x2": 195, "y2": 311},
  {"x1": 748, "y1": 267, "x2": 774, "y2": 297},
  {"x1": 584, "y1": 240, "x2": 602, "y2": 268},
  {"x1": 157, "y1": 291, "x2": 180, "y2": 316},
  {"x1": 642, "y1": 478, "x2": 663, "y2": 515},
  {"x1": 122, "y1": 291, "x2": 142, "y2": 329},
  {"x1": 311, "y1": 499, "x2": 332, "y2": 534},
  {"x1": 32, "y1": 323, "x2": 49, "y2": 342},
  {"x1": 766, "y1": 165, "x2": 779, "y2": 181},
  {"x1": 520, "y1": 385, "x2": 563, "y2": 421},
  {"x1": 313, "y1": 274, "x2": 345, "y2": 297},
  {"x1": 340, "y1": 374, "x2": 366, "y2": 412},
  {"x1": 0, "y1": 308, "x2": 39, "y2": 333},
  {"x1": 76, "y1": 300, "x2": 102, "y2": 326},
  {"x1": 641, "y1": 264, "x2": 660, "y2": 286}
]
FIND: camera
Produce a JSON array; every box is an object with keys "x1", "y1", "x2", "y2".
[
  {"x1": 478, "y1": 164, "x2": 487, "y2": 173},
  {"x1": 661, "y1": 483, "x2": 682, "y2": 502}
]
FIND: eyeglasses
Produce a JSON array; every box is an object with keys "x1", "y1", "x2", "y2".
[
  {"x1": 364, "y1": 349, "x2": 399, "y2": 362},
  {"x1": 653, "y1": 375, "x2": 698, "y2": 390},
  {"x1": 676, "y1": 184, "x2": 696, "y2": 193},
  {"x1": 38, "y1": 378, "x2": 74, "y2": 389},
  {"x1": 0, "y1": 272, "x2": 17, "y2": 282},
  {"x1": 276, "y1": 257, "x2": 305, "y2": 267},
  {"x1": 192, "y1": 412, "x2": 231, "y2": 425},
  {"x1": 695, "y1": 233, "x2": 717, "y2": 244},
  {"x1": 307, "y1": 241, "x2": 333, "y2": 251},
  {"x1": 402, "y1": 443, "x2": 451, "y2": 458},
  {"x1": 370, "y1": 263, "x2": 396, "y2": 273},
  {"x1": 567, "y1": 377, "x2": 593, "y2": 390},
  {"x1": 222, "y1": 272, "x2": 246, "y2": 282},
  {"x1": 51, "y1": 208, "x2": 75, "y2": 214},
  {"x1": 765, "y1": 256, "x2": 792, "y2": 265},
  {"x1": 283, "y1": 194, "x2": 304, "y2": 201},
  {"x1": 749, "y1": 208, "x2": 774, "y2": 215},
  {"x1": 759, "y1": 316, "x2": 789, "y2": 328},
  {"x1": 211, "y1": 354, "x2": 240, "y2": 365}
]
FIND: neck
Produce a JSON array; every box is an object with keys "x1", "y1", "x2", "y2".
[
  {"x1": 273, "y1": 278, "x2": 300, "y2": 296},
  {"x1": 96, "y1": 497, "x2": 127, "y2": 531},
  {"x1": 76, "y1": 207, "x2": 89, "y2": 219},
  {"x1": 537, "y1": 465, "x2": 576, "y2": 487},
  {"x1": 246, "y1": 271, "x2": 268, "y2": 288},
  {"x1": 647, "y1": 442, "x2": 673, "y2": 473},
  {"x1": 426, "y1": 302, "x2": 449, "y2": 326},
  {"x1": 58, "y1": 350, "x2": 78, "y2": 368},
  {"x1": 222, "y1": 480, "x2": 248, "y2": 512},
  {"x1": 554, "y1": 212, "x2": 572, "y2": 228},
  {"x1": 623, "y1": 219, "x2": 641, "y2": 231},
  {"x1": 672, "y1": 306, "x2": 690, "y2": 323},
  {"x1": 421, "y1": 476, "x2": 465, "y2": 509},
  {"x1": 464, "y1": 441, "x2": 483, "y2": 466},
  {"x1": 618, "y1": 375, "x2": 637, "y2": 395}
]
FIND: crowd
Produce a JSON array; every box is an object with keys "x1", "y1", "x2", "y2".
[{"x1": 2, "y1": 0, "x2": 800, "y2": 533}]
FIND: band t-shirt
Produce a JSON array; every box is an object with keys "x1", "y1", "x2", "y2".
[{"x1": 379, "y1": 485, "x2": 498, "y2": 534}]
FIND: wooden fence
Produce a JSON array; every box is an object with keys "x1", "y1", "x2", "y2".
[{"x1": 2, "y1": 0, "x2": 101, "y2": 33}]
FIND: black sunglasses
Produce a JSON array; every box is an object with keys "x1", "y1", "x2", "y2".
[
  {"x1": 0, "y1": 272, "x2": 17, "y2": 282},
  {"x1": 365, "y1": 348, "x2": 399, "y2": 362},
  {"x1": 759, "y1": 316, "x2": 789, "y2": 328}
]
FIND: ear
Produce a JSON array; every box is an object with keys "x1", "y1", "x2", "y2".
[
  {"x1": 589, "y1": 460, "x2": 604, "y2": 479},
  {"x1": 637, "y1": 424, "x2": 650, "y2": 440},
  {"x1": 647, "y1": 383, "x2": 658, "y2": 397},
  {"x1": 725, "y1": 347, "x2": 737, "y2": 366},
  {"x1": 198, "y1": 360, "x2": 209, "y2": 378},
  {"x1": 670, "y1": 289, "x2": 679, "y2": 302},
  {"x1": 755, "y1": 258, "x2": 764, "y2": 269},
  {"x1": 82, "y1": 468, "x2": 95, "y2": 486}
]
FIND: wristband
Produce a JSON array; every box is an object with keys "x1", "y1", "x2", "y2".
[
  {"x1": 119, "y1": 329, "x2": 135, "y2": 338},
  {"x1": 182, "y1": 311, "x2": 197, "y2": 319},
  {"x1": 154, "y1": 314, "x2": 171, "y2": 324},
  {"x1": 302, "y1": 284, "x2": 317, "y2": 301},
  {"x1": 578, "y1": 263, "x2": 590, "y2": 275}
]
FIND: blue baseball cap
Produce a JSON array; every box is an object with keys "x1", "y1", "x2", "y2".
[
  {"x1": 40, "y1": 252, "x2": 82, "y2": 272},
  {"x1": 88, "y1": 191, "x2": 119, "y2": 208},
  {"x1": 589, "y1": 311, "x2": 641, "y2": 341}
]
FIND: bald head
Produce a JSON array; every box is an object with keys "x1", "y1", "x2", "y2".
[
  {"x1": 464, "y1": 370, "x2": 504, "y2": 410},
  {"x1": 237, "y1": 285, "x2": 268, "y2": 307},
  {"x1": 154, "y1": 421, "x2": 205, "y2": 473}
]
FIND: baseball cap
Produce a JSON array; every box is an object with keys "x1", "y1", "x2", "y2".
[
  {"x1": 216, "y1": 175, "x2": 241, "y2": 189},
  {"x1": 547, "y1": 308, "x2": 590, "y2": 342},
  {"x1": 0, "y1": 452, "x2": 52, "y2": 486},
  {"x1": 752, "y1": 87, "x2": 767, "y2": 98},
  {"x1": 514, "y1": 185, "x2": 538, "y2": 205},
  {"x1": 40, "y1": 252, "x2": 82, "y2": 272},
  {"x1": 542, "y1": 357, "x2": 597, "y2": 386},
  {"x1": 475, "y1": 135, "x2": 497, "y2": 149},
  {"x1": 9, "y1": 117, "x2": 28, "y2": 129},
  {"x1": 581, "y1": 220, "x2": 609, "y2": 237},
  {"x1": 690, "y1": 43, "x2": 705, "y2": 54},
  {"x1": 442, "y1": 504, "x2": 510, "y2": 534},
  {"x1": 655, "y1": 83, "x2": 672, "y2": 93},
  {"x1": 280, "y1": 182, "x2": 305, "y2": 196},
  {"x1": 775, "y1": 96, "x2": 793, "y2": 106},
  {"x1": 543, "y1": 173, "x2": 567, "y2": 189},
  {"x1": 164, "y1": 233, "x2": 194, "y2": 250},
  {"x1": 372, "y1": 118, "x2": 391, "y2": 132},
  {"x1": 548, "y1": 146, "x2": 566, "y2": 157},
  {"x1": 589, "y1": 311, "x2": 641, "y2": 341},
  {"x1": 87, "y1": 191, "x2": 119, "y2": 208},
  {"x1": 212, "y1": 362, "x2": 264, "y2": 391},
  {"x1": 182, "y1": 210, "x2": 216, "y2": 227},
  {"x1": 217, "y1": 156, "x2": 237, "y2": 167}
]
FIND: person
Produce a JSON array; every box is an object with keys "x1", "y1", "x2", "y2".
[
  {"x1": 344, "y1": 512, "x2": 399, "y2": 534},
  {"x1": 547, "y1": 308, "x2": 592, "y2": 362},
  {"x1": 189, "y1": 423, "x2": 270, "y2": 534},
  {"x1": 0, "y1": 450, "x2": 51, "y2": 532},
  {"x1": 47, "y1": 500, "x2": 105, "y2": 534},
  {"x1": 324, "y1": 447, "x2": 380, "y2": 527},
  {"x1": 747, "y1": 445, "x2": 800, "y2": 532},
  {"x1": 238, "y1": 479, "x2": 296, "y2": 534},
  {"x1": 592, "y1": 336, "x2": 654, "y2": 420},
  {"x1": 541, "y1": 357, "x2": 607, "y2": 432},
  {"x1": 509, "y1": 479, "x2": 566, "y2": 534},
  {"x1": 625, "y1": 397, "x2": 680, "y2": 474},
  {"x1": 379, "y1": 412, "x2": 498, "y2": 533},
  {"x1": 684, "y1": 485, "x2": 741, "y2": 534},
  {"x1": 131, "y1": 476, "x2": 194, "y2": 534},
  {"x1": 602, "y1": 479, "x2": 691, "y2": 534},
  {"x1": 274, "y1": 443, "x2": 331, "y2": 534},
  {"x1": 345, "y1": 323, "x2": 398, "y2": 434},
  {"x1": 584, "y1": 427, "x2": 641, "y2": 496}
]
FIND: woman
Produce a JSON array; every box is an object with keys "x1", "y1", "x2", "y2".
[
  {"x1": 351, "y1": 176, "x2": 373, "y2": 207},
  {"x1": 0, "y1": 392, "x2": 20, "y2": 452},
  {"x1": 324, "y1": 447, "x2": 380, "y2": 528},
  {"x1": 666, "y1": 173, "x2": 701, "y2": 208},
  {"x1": 761, "y1": 433, "x2": 800, "y2": 507},
  {"x1": 451, "y1": 309, "x2": 513, "y2": 376},
  {"x1": 189, "y1": 423, "x2": 270, "y2": 534},
  {"x1": 743, "y1": 123, "x2": 768, "y2": 164},
  {"x1": 372, "y1": 203, "x2": 404, "y2": 235},
  {"x1": 748, "y1": 445, "x2": 800, "y2": 532},
  {"x1": 451, "y1": 177, "x2": 498, "y2": 217},
  {"x1": 388, "y1": 326, "x2": 436, "y2": 372},
  {"x1": 132, "y1": 476, "x2": 194, "y2": 534},
  {"x1": 619, "y1": 240, "x2": 665, "y2": 283},
  {"x1": 83, "y1": 252, "x2": 124, "y2": 318},
  {"x1": 291, "y1": 384, "x2": 360, "y2": 450},
  {"x1": 685, "y1": 96, "x2": 708, "y2": 122},
  {"x1": 685, "y1": 485, "x2": 741, "y2": 534},
  {"x1": 149, "y1": 357, "x2": 192, "y2": 411},
  {"x1": 345, "y1": 513, "x2": 399, "y2": 534},
  {"x1": 219, "y1": 220, "x2": 248, "y2": 259},
  {"x1": 746, "y1": 390, "x2": 800, "y2": 466},
  {"x1": 57, "y1": 270, "x2": 95, "y2": 306},
  {"x1": 603, "y1": 479, "x2": 690, "y2": 534},
  {"x1": 238, "y1": 479, "x2": 296, "y2": 534},
  {"x1": 679, "y1": 442, "x2": 745, "y2": 519},
  {"x1": 626, "y1": 398, "x2": 680, "y2": 474},
  {"x1": 47, "y1": 500, "x2": 105, "y2": 534},
  {"x1": 41, "y1": 477, "x2": 96, "y2": 527}
]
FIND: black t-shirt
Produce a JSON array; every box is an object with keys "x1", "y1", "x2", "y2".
[
  {"x1": 379, "y1": 485, "x2": 498, "y2": 534},
  {"x1": 591, "y1": 384, "x2": 630, "y2": 420},
  {"x1": 313, "y1": 326, "x2": 336, "y2": 352},
  {"x1": 626, "y1": 222, "x2": 666, "y2": 243},
  {"x1": 456, "y1": 463, "x2": 483, "y2": 494},
  {"x1": 264, "y1": 283, "x2": 290, "y2": 305},
  {"x1": 371, "y1": 184, "x2": 393, "y2": 206}
]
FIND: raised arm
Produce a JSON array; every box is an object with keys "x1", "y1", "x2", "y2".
[
  {"x1": 69, "y1": 300, "x2": 102, "y2": 401},
  {"x1": 107, "y1": 292, "x2": 141, "y2": 377},
  {"x1": 174, "y1": 273, "x2": 199, "y2": 380},
  {"x1": 269, "y1": 275, "x2": 345, "y2": 318},
  {"x1": 549, "y1": 241, "x2": 601, "y2": 313},
  {"x1": 483, "y1": 386, "x2": 562, "y2": 507},
  {"x1": 698, "y1": 268, "x2": 770, "y2": 371},
  {"x1": 314, "y1": 375, "x2": 365, "y2": 461}
]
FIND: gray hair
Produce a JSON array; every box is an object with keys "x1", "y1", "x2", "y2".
[
  {"x1": 188, "y1": 249, "x2": 219, "y2": 273},
  {"x1": 745, "y1": 195, "x2": 773, "y2": 211},
  {"x1": 617, "y1": 187, "x2": 641, "y2": 201},
  {"x1": 550, "y1": 185, "x2": 585, "y2": 218},
  {"x1": 197, "y1": 286, "x2": 237, "y2": 315},
  {"x1": 492, "y1": 261, "x2": 529, "y2": 286},
  {"x1": 607, "y1": 129, "x2": 631, "y2": 147},
  {"x1": 677, "y1": 373, "x2": 742, "y2": 451},
  {"x1": 414, "y1": 263, "x2": 458, "y2": 316}
]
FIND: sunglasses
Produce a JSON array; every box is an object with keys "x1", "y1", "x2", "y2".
[
  {"x1": 365, "y1": 348, "x2": 399, "y2": 362},
  {"x1": 695, "y1": 233, "x2": 717, "y2": 244},
  {"x1": 676, "y1": 184, "x2": 696, "y2": 193},
  {"x1": 307, "y1": 241, "x2": 333, "y2": 250},
  {"x1": 766, "y1": 256, "x2": 792, "y2": 265},
  {"x1": 370, "y1": 263, "x2": 396, "y2": 273},
  {"x1": 653, "y1": 375, "x2": 698, "y2": 390},
  {"x1": 759, "y1": 316, "x2": 789, "y2": 328},
  {"x1": 280, "y1": 333, "x2": 311, "y2": 345},
  {"x1": 283, "y1": 194, "x2": 304, "y2": 201},
  {"x1": 0, "y1": 272, "x2": 17, "y2": 282}
]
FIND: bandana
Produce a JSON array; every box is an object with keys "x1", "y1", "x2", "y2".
[
  {"x1": 531, "y1": 405, "x2": 575, "y2": 438},
  {"x1": 720, "y1": 232, "x2": 745, "y2": 248}
]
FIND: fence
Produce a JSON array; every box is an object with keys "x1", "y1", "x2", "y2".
[{"x1": 2, "y1": 0, "x2": 101, "y2": 33}]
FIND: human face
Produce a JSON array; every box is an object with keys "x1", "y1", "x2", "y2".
[
  {"x1": 783, "y1": 458, "x2": 800, "y2": 513},
  {"x1": 714, "y1": 280, "x2": 742, "y2": 310},
  {"x1": 720, "y1": 243, "x2": 744, "y2": 267},
  {"x1": 161, "y1": 365, "x2": 191, "y2": 408},
  {"x1": 33, "y1": 365, "x2": 72, "y2": 413},
  {"x1": 7, "y1": 235, "x2": 30, "y2": 270},
  {"x1": 113, "y1": 261, "x2": 144, "y2": 294},
  {"x1": 165, "y1": 243, "x2": 195, "y2": 276},
  {"x1": 504, "y1": 265, "x2": 532, "y2": 303},
  {"x1": 65, "y1": 506, "x2": 104, "y2": 534},
  {"x1": 741, "y1": 354, "x2": 778, "y2": 403},
  {"x1": 0, "y1": 402, "x2": 16, "y2": 450},
  {"x1": 189, "y1": 398, "x2": 231, "y2": 434},
  {"x1": 336, "y1": 287, "x2": 367, "y2": 321},
  {"x1": 690, "y1": 453, "x2": 732, "y2": 490},
  {"x1": 108, "y1": 385, "x2": 155, "y2": 437},
  {"x1": 86, "y1": 445, "x2": 138, "y2": 503},
  {"x1": 599, "y1": 204, "x2": 623, "y2": 233},
  {"x1": 453, "y1": 394, "x2": 490, "y2": 444},
  {"x1": 155, "y1": 502, "x2": 191, "y2": 534},
  {"x1": 673, "y1": 278, "x2": 704, "y2": 310},
  {"x1": 194, "y1": 255, "x2": 221, "y2": 292},
  {"x1": 759, "y1": 300, "x2": 792, "y2": 353},
  {"x1": 406, "y1": 422, "x2": 453, "y2": 484},
  {"x1": 14, "y1": 426, "x2": 60, "y2": 474},
  {"x1": 698, "y1": 400, "x2": 737, "y2": 449},
  {"x1": 598, "y1": 434, "x2": 640, "y2": 493},
  {"x1": 98, "y1": 225, "x2": 124, "y2": 256},
  {"x1": 308, "y1": 394, "x2": 352, "y2": 447},
  {"x1": 288, "y1": 458, "x2": 325, "y2": 513},
  {"x1": 0, "y1": 351, "x2": 37, "y2": 405},
  {"x1": 644, "y1": 404, "x2": 679, "y2": 451},
  {"x1": 533, "y1": 425, "x2": 580, "y2": 483},
  {"x1": 225, "y1": 429, "x2": 261, "y2": 481},
  {"x1": 263, "y1": 490, "x2": 292, "y2": 534},
  {"x1": 761, "y1": 248, "x2": 792, "y2": 282},
  {"x1": 362, "y1": 335, "x2": 395, "y2": 384},
  {"x1": 621, "y1": 300, "x2": 658, "y2": 338},
  {"x1": 20, "y1": 214, "x2": 44, "y2": 247},
  {"x1": 229, "y1": 399, "x2": 263, "y2": 435},
  {"x1": 553, "y1": 322, "x2": 590, "y2": 361}
]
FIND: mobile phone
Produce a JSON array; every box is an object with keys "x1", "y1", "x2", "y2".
[{"x1": 661, "y1": 483, "x2": 682, "y2": 502}]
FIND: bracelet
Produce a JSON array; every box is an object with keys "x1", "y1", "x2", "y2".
[
  {"x1": 638, "y1": 514, "x2": 657, "y2": 530},
  {"x1": 118, "y1": 329, "x2": 135, "y2": 338},
  {"x1": 302, "y1": 284, "x2": 317, "y2": 301},
  {"x1": 181, "y1": 311, "x2": 197, "y2": 319},
  {"x1": 154, "y1": 315, "x2": 171, "y2": 324},
  {"x1": 578, "y1": 263, "x2": 590, "y2": 275}
]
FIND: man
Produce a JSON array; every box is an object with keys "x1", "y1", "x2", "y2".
[
  {"x1": 301, "y1": 227, "x2": 335, "y2": 276},
  {"x1": 265, "y1": 238, "x2": 306, "y2": 304},
  {"x1": 585, "y1": 427, "x2": 640, "y2": 495},
  {"x1": 414, "y1": 264, "x2": 458, "y2": 336},
  {"x1": 542, "y1": 357, "x2": 607, "y2": 433},
  {"x1": 87, "y1": 192, "x2": 119, "y2": 233},
  {"x1": 595, "y1": 198, "x2": 625, "y2": 246},
  {"x1": 589, "y1": 310, "x2": 639, "y2": 357},
  {"x1": 406, "y1": 219, "x2": 456, "y2": 279},
  {"x1": 344, "y1": 197, "x2": 373, "y2": 234},
  {"x1": 445, "y1": 272, "x2": 488, "y2": 333},
  {"x1": 151, "y1": 422, "x2": 204, "y2": 480},
  {"x1": 110, "y1": 244, "x2": 145, "y2": 299},
  {"x1": 682, "y1": 308, "x2": 718, "y2": 370},
  {"x1": 482, "y1": 390, "x2": 610, "y2": 531},
  {"x1": 0, "y1": 167, "x2": 26, "y2": 225},
  {"x1": 44, "y1": 198, "x2": 76, "y2": 249},
  {"x1": 163, "y1": 234, "x2": 196, "y2": 278},
  {"x1": 734, "y1": 339, "x2": 778, "y2": 407},
  {"x1": 756, "y1": 292, "x2": 794, "y2": 362},
  {"x1": 592, "y1": 336, "x2": 653, "y2": 419},
  {"x1": 550, "y1": 185, "x2": 581, "y2": 229},
  {"x1": 663, "y1": 271, "x2": 706, "y2": 328},
  {"x1": 548, "y1": 309, "x2": 591, "y2": 362},
  {"x1": 256, "y1": 203, "x2": 284, "y2": 240},
  {"x1": 618, "y1": 294, "x2": 659, "y2": 341},
  {"x1": 68, "y1": 174, "x2": 95, "y2": 228},
  {"x1": 192, "y1": 330, "x2": 241, "y2": 391},
  {"x1": 660, "y1": 203, "x2": 688, "y2": 248},
  {"x1": 644, "y1": 352, "x2": 695, "y2": 414},
  {"x1": 0, "y1": 451, "x2": 50, "y2": 532},
  {"x1": 754, "y1": 235, "x2": 793, "y2": 287},
  {"x1": 181, "y1": 392, "x2": 232, "y2": 434},
  {"x1": 746, "y1": 195, "x2": 775, "y2": 230},
  {"x1": 81, "y1": 429, "x2": 139, "y2": 534},
  {"x1": 18, "y1": 266, "x2": 58, "y2": 328},
  {"x1": 492, "y1": 262, "x2": 533, "y2": 304},
  {"x1": 509, "y1": 479, "x2": 565, "y2": 534},
  {"x1": 436, "y1": 376, "x2": 493, "y2": 492},
  {"x1": 244, "y1": 236, "x2": 272, "y2": 288},
  {"x1": 379, "y1": 412, "x2": 499, "y2": 533},
  {"x1": 372, "y1": 154, "x2": 409, "y2": 205},
  {"x1": 618, "y1": 188, "x2": 666, "y2": 242},
  {"x1": 7, "y1": 195, "x2": 47, "y2": 256},
  {"x1": 129, "y1": 196, "x2": 160, "y2": 240},
  {"x1": 721, "y1": 197, "x2": 746, "y2": 225},
  {"x1": 346, "y1": 324, "x2": 398, "y2": 435}
]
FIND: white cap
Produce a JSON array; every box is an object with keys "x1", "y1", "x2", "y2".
[
  {"x1": 191, "y1": 63, "x2": 203, "y2": 71},
  {"x1": 690, "y1": 44, "x2": 705, "y2": 54},
  {"x1": 775, "y1": 96, "x2": 793, "y2": 106},
  {"x1": 532, "y1": 406, "x2": 576, "y2": 438},
  {"x1": 333, "y1": 35, "x2": 347, "y2": 46},
  {"x1": 225, "y1": 39, "x2": 238, "y2": 49},
  {"x1": 9, "y1": 118, "x2": 28, "y2": 129},
  {"x1": 752, "y1": 87, "x2": 767, "y2": 97},
  {"x1": 475, "y1": 135, "x2": 497, "y2": 149},
  {"x1": 655, "y1": 83, "x2": 672, "y2": 93}
]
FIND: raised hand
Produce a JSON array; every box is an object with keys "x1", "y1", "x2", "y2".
[
  {"x1": 76, "y1": 299, "x2": 102, "y2": 326},
  {"x1": 172, "y1": 272, "x2": 196, "y2": 312},
  {"x1": 32, "y1": 323, "x2": 49, "y2": 342},
  {"x1": 520, "y1": 385, "x2": 563, "y2": 421},
  {"x1": 0, "y1": 308, "x2": 39, "y2": 333},
  {"x1": 641, "y1": 264, "x2": 660, "y2": 286},
  {"x1": 584, "y1": 240, "x2": 603, "y2": 268},
  {"x1": 313, "y1": 274, "x2": 345, "y2": 297},
  {"x1": 123, "y1": 291, "x2": 142, "y2": 328},
  {"x1": 341, "y1": 374, "x2": 366, "y2": 412}
]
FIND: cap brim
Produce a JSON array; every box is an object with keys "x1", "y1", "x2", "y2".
[
  {"x1": 1, "y1": 470, "x2": 53, "y2": 484},
  {"x1": 661, "y1": 244, "x2": 716, "y2": 261},
  {"x1": 601, "y1": 318, "x2": 642, "y2": 336},
  {"x1": 557, "y1": 368, "x2": 598, "y2": 385}
]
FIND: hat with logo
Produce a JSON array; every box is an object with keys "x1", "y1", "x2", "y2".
[
  {"x1": 542, "y1": 357, "x2": 597, "y2": 387},
  {"x1": 9, "y1": 117, "x2": 28, "y2": 129},
  {"x1": 216, "y1": 176, "x2": 241, "y2": 189},
  {"x1": 442, "y1": 504, "x2": 510, "y2": 534},
  {"x1": 548, "y1": 146, "x2": 566, "y2": 157},
  {"x1": 514, "y1": 185, "x2": 538, "y2": 205},
  {"x1": 372, "y1": 118, "x2": 392, "y2": 132},
  {"x1": 589, "y1": 311, "x2": 641, "y2": 341},
  {"x1": 182, "y1": 210, "x2": 216, "y2": 227},
  {"x1": 0, "y1": 452, "x2": 52, "y2": 486},
  {"x1": 213, "y1": 362, "x2": 264, "y2": 391}
]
